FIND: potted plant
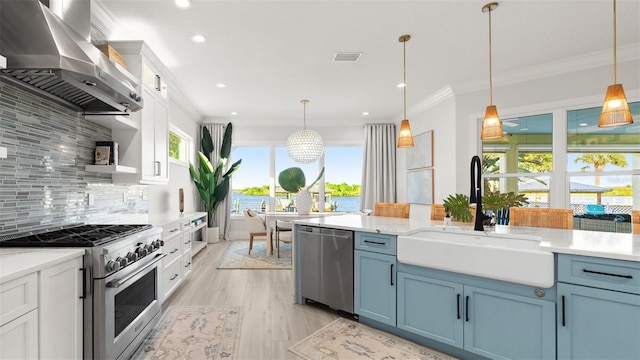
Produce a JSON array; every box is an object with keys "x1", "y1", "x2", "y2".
[
  {"x1": 443, "y1": 193, "x2": 474, "y2": 223},
  {"x1": 278, "y1": 167, "x2": 325, "y2": 215},
  {"x1": 189, "y1": 123, "x2": 241, "y2": 243},
  {"x1": 482, "y1": 191, "x2": 529, "y2": 225}
]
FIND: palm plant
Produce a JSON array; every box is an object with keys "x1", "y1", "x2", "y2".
[{"x1": 189, "y1": 124, "x2": 241, "y2": 227}]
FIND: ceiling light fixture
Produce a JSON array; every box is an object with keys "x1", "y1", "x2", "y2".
[
  {"x1": 216, "y1": 83, "x2": 226, "y2": 88},
  {"x1": 480, "y1": 2, "x2": 503, "y2": 140},
  {"x1": 174, "y1": 0, "x2": 191, "y2": 9},
  {"x1": 191, "y1": 34, "x2": 206, "y2": 43},
  {"x1": 599, "y1": 0, "x2": 633, "y2": 127},
  {"x1": 287, "y1": 100, "x2": 324, "y2": 164},
  {"x1": 397, "y1": 34, "x2": 414, "y2": 148}
]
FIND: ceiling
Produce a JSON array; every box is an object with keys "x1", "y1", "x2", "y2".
[{"x1": 97, "y1": 0, "x2": 640, "y2": 126}]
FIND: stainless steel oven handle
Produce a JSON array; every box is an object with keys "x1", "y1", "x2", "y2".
[{"x1": 106, "y1": 253, "x2": 167, "y2": 288}]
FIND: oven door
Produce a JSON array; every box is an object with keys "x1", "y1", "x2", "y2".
[{"x1": 93, "y1": 252, "x2": 166, "y2": 360}]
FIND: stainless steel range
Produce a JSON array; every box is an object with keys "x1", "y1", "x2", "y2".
[{"x1": 0, "y1": 224, "x2": 165, "y2": 360}]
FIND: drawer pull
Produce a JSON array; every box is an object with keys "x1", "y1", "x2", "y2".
[
  {"x1": 170, "y1": 248, "x2": 179, "y2": 254},
  {"x1": 465, "y1": 296, "x2": 470, "y2": 322},
  {"x1": 561, "y1": 295, "x2": 566, "y2": 327},
  {"x1": 390, "y1": 264, "x2": 394, "y2": 286},
  {"x1": 456, "y1": 294, "x2": 461, "y2": 320},
  {"x1": 364, "y1": 240, "x2": 385, "y2": 245},
  {"x1": 184, "y1": 262, "x2": 191, "y2": 268},
  {"x1": 170, "y1": 228, "x2": 179, "y2": 233},
  {"x1": 583, "y1": 269, "x2": 633, "y2": 279},
  {"x1": 170, "y1": 274, "x2": 179, "y2": 281}
]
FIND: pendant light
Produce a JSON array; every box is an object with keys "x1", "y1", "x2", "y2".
[
  {"x1": 480, "y1": 2, "x2": 503, "y2": 140},
  {"x1": 599, "y1": 0, "x2": 633, "y2": 127},
  {"x1": 397, "y1": 34, "x2": 414, "y2": 148},
  {"x1": 287, "y1": 99, "x2": 324, "y2": 164}
]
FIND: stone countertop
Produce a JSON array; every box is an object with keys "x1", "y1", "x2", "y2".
[
  {"x1": 0, "y1": 248, "x2": 86, "y2": 284},
  {"x1": 294, "y1": 214, "x2": 640, "y2": 262}
]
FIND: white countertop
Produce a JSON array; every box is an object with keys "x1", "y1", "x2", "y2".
[
  {"x1": 294, "y1": 214, "x2": 640, "y2": 262},
  {"x1": 0, "y1": 248, "x2": 86, "y2": 284}
]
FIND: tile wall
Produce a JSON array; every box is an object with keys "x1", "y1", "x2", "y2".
[{"x1": 0, "y1": 79, "x2": 148, "y2": 236}]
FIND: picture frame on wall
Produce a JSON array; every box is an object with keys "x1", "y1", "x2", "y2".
[
  {"x1": 407, "y1": 168, "x2": 434, "y2": 205},
  {"x1": 406, "y1": 130, "x2": 433, "y2": 170}
]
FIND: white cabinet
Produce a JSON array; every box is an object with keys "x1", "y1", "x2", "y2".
[
  {"x1": 0, "y1": 255, "x2": 83, "y2": 360},
  {"x1": 98, "y1": 40, "x2": 170, "y2": 184}
]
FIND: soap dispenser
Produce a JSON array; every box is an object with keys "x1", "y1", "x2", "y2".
[{"x1": 444, "y1": 207, "x2": 452, "y2": 226}]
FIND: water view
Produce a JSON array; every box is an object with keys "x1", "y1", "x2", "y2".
[{"x1": 231, "y1": 193, "x2": 360, "y2": 213}]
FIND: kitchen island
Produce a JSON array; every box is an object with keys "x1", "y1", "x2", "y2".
[{"x1": 292, "y1": 214, "x2": 640, "y2": 360}]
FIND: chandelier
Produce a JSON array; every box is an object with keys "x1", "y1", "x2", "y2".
[{"x1": 287, "y1": 99, "x2": 324, "y2": 164}]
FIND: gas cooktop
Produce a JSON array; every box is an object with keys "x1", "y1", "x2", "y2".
[{"x1": 0, "y1": 224, "x2": 153, "y2": 247}]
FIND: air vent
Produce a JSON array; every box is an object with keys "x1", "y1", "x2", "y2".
[{"x1": 333, "y1": 52, "x2": 362, "y2": 62}]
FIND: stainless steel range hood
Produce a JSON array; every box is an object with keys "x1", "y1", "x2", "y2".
[{"x1": 0, "y1": 0, "x2": 142, "y2": 114}]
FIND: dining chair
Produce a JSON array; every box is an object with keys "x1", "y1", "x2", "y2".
[
  {"x1": 374, "y1": 202, "x2": 410, "y2": 218},
  {"x1": 632, "y1": 210, "x2": 640, "y2": 234},
  {"x1": 430, "y1": 204, "x2": 446, "y2": 221},
  {"x1": 243, "y1": 208, "x2": 269, "y2": 254},
  {"x1": 274, "y1": 220, "x2": 293, "y2": 258},
  {"x1": 509, "y1": 207, "x2": 574, "y2": 229}
]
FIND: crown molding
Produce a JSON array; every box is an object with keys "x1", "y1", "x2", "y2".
[{"x1": 453, "y1": 43, "x2": 640, "y2": 95}]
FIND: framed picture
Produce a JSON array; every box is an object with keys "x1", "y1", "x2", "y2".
[
  {"x1": 406, "y1": 168, "x2": 433, "y2": 205},
  {"x1": 406, "y1": 131, "x2": 433, "y2": 170}
]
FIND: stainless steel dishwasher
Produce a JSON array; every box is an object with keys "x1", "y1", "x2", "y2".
[{"x1": 298, "y1": 225, "x2": 354, "y2": 313}]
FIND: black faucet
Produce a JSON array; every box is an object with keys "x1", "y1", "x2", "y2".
[{"x1": 470, "y1": 155, "x2": 491, "y2": 231}]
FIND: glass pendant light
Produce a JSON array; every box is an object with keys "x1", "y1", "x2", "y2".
[
  {"x1": 397, "y1": 34, "x2": 414, "y2": 148},
  {"x1": 480, "y1": 2, "x2": 503, "y2": 140},
  {"x1": 287, "y1": 99, "x2": 324, "y2": 164},
  {"x1": 599, "y1": 0, "x2": 633, "y2": 127}
]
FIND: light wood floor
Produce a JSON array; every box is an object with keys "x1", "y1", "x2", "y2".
[{"x1": 163, "y1": 240, "x2": 342, "y2": 359}]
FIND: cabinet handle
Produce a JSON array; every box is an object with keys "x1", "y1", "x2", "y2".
[
  {"x1": 169, "y1": 228, "x2": 179, "y2": 233},
  {"x1": 79, "y1": 268, "x2": 87, "y2": 299},
  {"x1": 465, "y1": 296, "x2": 470, "y2": 322},
  {"x1": 155, "y1": 74, "x2": 161, "y2": 91},
  {"x1": 170, "y1": 273, "x2": 179, "y2": 281},
  {"x1": 184, "y1": 262, "x2": 191, "y2": 268},
  {"x1": 457, "y1": 294, "x2": 461, "y2": 319},
  {"x1": 583, "y1": 269, "x2": 633, "y2": 279},
  {"x1": 364, "y1": 240, "x2": 385, "y2": 245},
  {"x1": 155, "y1": 161, "x2": 161, "y2": 176},
  {"x1": 390, "y1": 264, "x2": 394, "y2": 286},
  {"x1": 561, "y1": 295, "x2": 566, "y2": 327},
  {"x1": 170, "y1": 248, "x2": 179, "y2": 254}
]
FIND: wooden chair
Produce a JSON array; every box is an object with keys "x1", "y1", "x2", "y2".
[
  {"x1": 243, "y1": 209, "x2": 268, "y2": 254},
  {"x1": 274, "y1": 220, "x2": 293, "y2": 258},
  {"x1": 374, "y1": 202, "x2": 410, "y2": 218},
  {"x1": 431, "y1": 204, "x2": 446, "y2": 221},
  {"x1": 509, "y1": 207, "x2": 574, "y2": 229},
  {"x1": 632, "y1": 210, "x2": 640, "y2": 234}
]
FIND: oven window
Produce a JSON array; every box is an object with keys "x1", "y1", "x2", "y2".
[{"x1": 114, "y1": 269, "x2": 156, "y2": 337}]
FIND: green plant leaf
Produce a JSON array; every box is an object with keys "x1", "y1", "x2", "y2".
[
  {"x1": 443, "y1": 193, "x2": 473, "y2": 223},
  {"x1": 306, "y1": 167, "x2": 325, "y2": 190},
  {"x1": 278, "y1": 167, "x2": 306, "y2": 193},
  {"x1": 201, "y1": 127, "x2": 213, "y2": 160},
  {"x1": 219, "y1": 123, "x2": 233, "y2": 159},
  {"x1": 197, "y1": 151, "x2": 214, "y2": 174}
]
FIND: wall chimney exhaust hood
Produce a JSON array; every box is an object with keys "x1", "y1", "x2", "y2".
[{"x1": 0, "y1": 0, "x2": 142, "y2": 114}]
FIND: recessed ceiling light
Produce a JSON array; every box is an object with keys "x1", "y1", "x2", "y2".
[
  {"x1": 231, "y1": 112, "x2": 238, "y2": 115},
  {"x1": 191, "y1": 34, "x2": 206, "y2": 43},
  {"x1": 216, "y1": 83, "x2": 226, "y2": 88},
  {"x1": 579, "y1": 123, "x2": 588, "y2": 126},
  {"x1": 174, "y1": 0, "x2": 191, "y2": 9},
  {"x1": 397, "y1": 83, "x2": 406, "y2": 88},
  {"x1": 362, "y1": 112, "x2": 370, "y2": 116}
]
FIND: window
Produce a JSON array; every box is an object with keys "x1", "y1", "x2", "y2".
[
  {"x1": 230, "y1": 145, "x2": 363, "y2": 214},
  {"x1": 168, "y1": 126, "x2": 193, "y2": 164},
  {"x1": 482, "y1": 113, "x2": 553, "y2": 205}
]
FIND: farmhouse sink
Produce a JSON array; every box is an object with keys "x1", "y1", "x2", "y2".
[{"x1": 397, "y1": 229, "x2": 554, "y2": 288}]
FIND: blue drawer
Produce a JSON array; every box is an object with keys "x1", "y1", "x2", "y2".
[
  {"x1": 558, "y1": 254, "x2": 640, "y2": 294},
  {"x1": 355, "y1": 232, "x2": 396, "y2": 255}
]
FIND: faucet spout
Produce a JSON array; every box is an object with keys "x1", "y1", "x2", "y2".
[{"x1": 470, "y1": 155, "x2": 490, "y2": 231}]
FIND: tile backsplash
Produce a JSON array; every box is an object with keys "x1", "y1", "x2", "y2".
[{"x1": 0, "y1": 79, "x2": 148, "y2": 236}]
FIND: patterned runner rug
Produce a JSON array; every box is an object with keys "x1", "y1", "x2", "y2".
[
  {"x1": 130, "y1": 306, "x2": 241, "y2": 360},
  {"x1": 216, "y1": 240, "x2": 291, "y2": 269},
  {"x1": 289, "y1": 318, "x2": 458, "y2": 360}
]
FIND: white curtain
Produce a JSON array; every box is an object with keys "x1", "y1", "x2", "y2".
[
  {"x1": 360, "y1": 124, "x2": 397, "y2": 210},
  {"x1": 202, "y1": 123, "x2": 233, "y2": 240}
]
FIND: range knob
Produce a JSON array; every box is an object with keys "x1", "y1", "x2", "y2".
[
  {"x1": 116, "y1": 256, "x2": 128, "y2": 268},
  {"x1": 136, "y1": 247, "x2": 148, "y2": 258},
  {"x1": 126, "y1": 252, "x2": 138, "y2": 263},
  {"x1": 144, "y1": 244, "x2": 154, "y2": 254},
  {"x1": 105, "y1": 260, "x2": 121, "y2": 273},
  {"x1": 153, "y1": 240, "x2": 161, "y2": 249}
]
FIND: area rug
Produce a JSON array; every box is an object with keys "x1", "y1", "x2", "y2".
[
  {"x1": 216, "y1": 240, "x2": 292, "y2": 269},
  {"x1": 130, "y1": 306, "x2": 241, "y2": 360},
  {"x1": 289, "y1": 318, "x2": 458, "y2": 360}
]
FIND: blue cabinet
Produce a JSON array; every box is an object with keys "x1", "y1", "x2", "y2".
[
  {"x1": 557, "y1": 255, "x2": 640, "y2": 360},
  {"x1": 354, "y1": 231, "x2": 397, "y2": 326},
  {"x1": 397, "y1": 270, "x2": 555, "y2": 360}
]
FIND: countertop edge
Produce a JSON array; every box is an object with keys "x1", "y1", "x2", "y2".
[{"x1": 0, "y1": 248, "x2": 86, "y2": 284}]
